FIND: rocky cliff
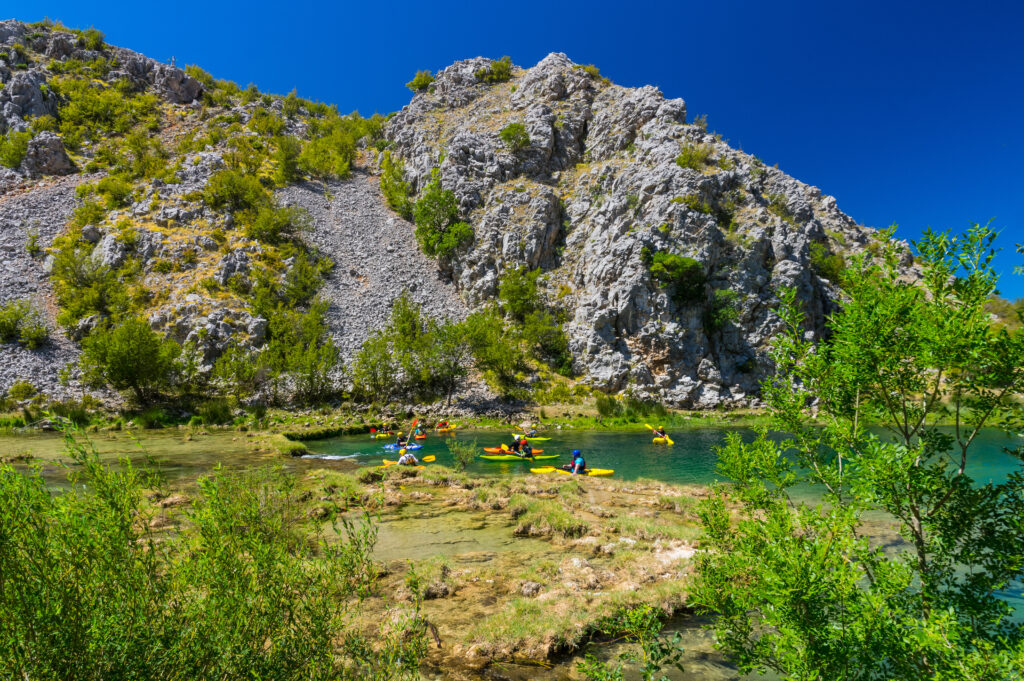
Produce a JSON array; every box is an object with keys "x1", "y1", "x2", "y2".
[
  {"x1": 0, "y1": 19, "x2": 895, "y2": 409},
  {"x1": 383, "y1": 53, "x2": 888, "y2": 407}
]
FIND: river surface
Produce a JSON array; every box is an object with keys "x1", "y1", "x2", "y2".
[{"x1": 3, "y1": 425, "x2": 1021, "y2": 679}]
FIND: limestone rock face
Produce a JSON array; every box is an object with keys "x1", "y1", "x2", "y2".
[
  {"x1": 383, "y1": 53, "x2": 886, "y2": 407},
  {"x1": 21, "y1": 132, "x2": 74, "y2": 176}
]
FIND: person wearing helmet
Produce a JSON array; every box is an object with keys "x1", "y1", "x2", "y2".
[
  {"x1": 654, "y1": 425, "x2": 668, "y2": 439},
  {"x1": 395, "y1": 431, "x2": 408, "y2": 447},
  {"x1": 397, "y1": 448, "x2": 419, "y2": 466},
  {"x1": 563, "y1": 449, "x2": 585, "y2": 474},
  {"x1": 519, "y1": 439, "x2": 534, "y2": 459},
  {"x1": 510, "y1": 433, "x2": 523, "y2": 453}
]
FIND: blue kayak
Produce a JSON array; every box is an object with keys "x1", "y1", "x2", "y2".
[{"x1": 382, "y1": 443, "x2": 423, "y2": 451}]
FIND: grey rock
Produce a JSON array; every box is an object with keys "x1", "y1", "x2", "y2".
[
  {"x1": 20, "y1": 132, "x2": 74, "y2": 176},
  {"x1": 92, "y1": 234, "x2": 127, "y2": 269}
]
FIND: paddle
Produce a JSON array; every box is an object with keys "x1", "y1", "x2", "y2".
[{"x1": 645, "y1": 423, "x2": 674, "y2": 446}]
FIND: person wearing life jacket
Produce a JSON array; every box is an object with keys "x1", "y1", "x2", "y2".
[
  {"x1": 395, "y1": 431, "x2": 408, "y2": 447},
  {"x1": 414, "y1": 425, "x2": 425, "y2": 438},
  {"x1": 397, "y1": 448, "x2": 418, "y2": 466},
  {"x1": 436, "y1": 419, "x2": 450, "y2": 430},
  {"x1": 509, "y1": 434, "x2": 523, "y2": 453},
  {"x1": 562, "y1": 449, "x2": 586, "y2": 474},
  {"x1": 654, "y1": 425, "x2": 668, "y2": 439},
  {"x1": 519, "y1": 439, "x2": 534, "y2": 459}
]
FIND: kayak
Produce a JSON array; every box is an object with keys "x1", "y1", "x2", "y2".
[
  {"x1": 382, "y1": 443, "x2": 423, "y2": 451},
  {"x1": 382, "y1": 459, "x2": 426, "y2": 470},
  {"x1": 370, "y1": 432, "x2": 392, "y2": 439},
  {"x1": 652, "y1": 437, "x2": 674, "y2": 445},
  {"x1": 480, "y1": 454, "x2": 559, "y2": 461},
  {"x1": 530, "y1": 466, "x2": 614, "y2": 477},
  {"x1": 514, "y1": 434, "x2": 551, "y2": 441},
  {"x1": 483, "y1": 447, "x2": 544, "y2": 454},
  {"x1": 436, "y1": 426, "x2": 457, "y2": 433},
  {"x1": 414, "y1": 434, "x2": 427, "y2": 440}
]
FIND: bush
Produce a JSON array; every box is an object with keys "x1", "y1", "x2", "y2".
[
  {"x1": 71, "y1": 198, "x2": 107, "y2": 228},
  {"x1": 95, "y1": 176, "x2": 133, "y2": 208},
  {"x1": 464, "y1": 309, "x2": 524, "y2": 390},
  {"x1": 245, "y1": 205, "x2": 310, "y2": 245},
  {"x1": 523, "y1": 311, "x2": 572, "y2": 375},
  {"x1": 499, "y1": 122, "x2": 530, "y2": 152},
  {"x1": 448, "y1": 438, "x2": 478, "y2": 472},
  {"x1": 0, "y1": 432, "x2": 427, "y2": 678},
  {"x1": 595, "y1": 393, "x2": 620, "y2": 418},
  {"x1": 809, "y1": 242, "x2": 845, "y2": 283},
  {"x1": 675, "y1": 143, "x2": 713, "y2": 170},
  {"x1": 475, "y1": 56, "x2": 513, "y2": 84},
  {"x1": 572, "y1": 64, "x2": 610, "y2": 84},
  {"x1": 498, "y1": 266, "x2": 540, "y2": 321},
  {"x1": 0, "y1": 131, "x2": 31, "y2": 169},
  {"x1": 80, "y1": 27, "x2": 105, "y2": 50},
  {"x1": 412, "y1": 169, "x2": 474, "y2": 257},
  {"x1": 203, "y1": 169, "x2": 271, "y2": 214},
  {"x1": 272, "y1": 135, "x2": 302, "y2": 186},
  {"x1": 644, "y1": 250, "x2": 706, "y2": 305},
  {"x1": 351, "y1": 332, "x2": 397, "y2": 402},
  {"x1": 704, "y1": 289, "x2": 740, "y2": 333},
  {"x1": 50, "y1": 77, "x2": 159, "y2": 150},
  {"x1": 0, "y1": 300, "x2": 49, "y2": 349},
  {"x1": 7, "y1": 380, "x2": 37, "y2": 402},
  {"x1": 197, "y1": 398, "x2": 233, "y2": 425},
  {"x1": 298, "y1": 120, "x2": 356, "y2": 180},
  {"x1": 185, "y1": 64, "x2": 214, "y2": 87},
  {"x1": 766, "y1": 193, "x2": 793, "y2": 222},
  {"x1": 50, "y1": 244, "x2": 128, "y2": 326},
  {"x1": 406, "y1": 70, "x2": 434, "y2": 91},
  {"x1": 380, "y1": 151, "x2": 412, "y2": 219},
  {"x1": 79, "y1": 318, "x2": 182, "y2": 405}
]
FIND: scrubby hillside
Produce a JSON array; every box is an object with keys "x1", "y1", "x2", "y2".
[
  {"x1": 0, "y1": 19, "x2": 903, "y2": 413},
  {"x1": 383, "y1": 53, "x2": 905, "y2": 408}
]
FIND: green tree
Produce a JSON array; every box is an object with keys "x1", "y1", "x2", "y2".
[
  {"x1": 79, "y1": 318, "x2": 182, "y2": 405},
  {"x1": 272, "y1": 135, "x2": 302, "y2": 186},
  {"x1": 351, "y1": 331, "x2": 398, "y2": 402},
  {"x1": 498, "y1": 266, "x2": 540, "y2": 321},
  {"x1": 412, "y1": 169, "x2": 473, "y2": 257},
  {"x1": 692, "y1": 224, "x2": 1024, "y2": 680},
  {"x1": 644, "y1": 250, "x2": 706, "y2": 305}
]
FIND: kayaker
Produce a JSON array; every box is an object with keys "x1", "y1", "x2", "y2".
[
  {"x1": 397, "y1": 448, "x2": 419, "y2": 466},
  {"x1": 654, "y1": 425, "x2": 668, "y2": 439},
  {"x1": 414, "y1": 425, "x2": 425, "y2": 437},
  {"x1": 519, "y1": 440, "x2": 534, "y2": 459},
  {"x1": 562, "y1": 449, "x2": 586, "y2": 475},
  {"x1": 436, "y1": 419, "x2": 450, "y2": 430},
  {"x1": 510, "y1": 434, "x2": 523, "y2": 453},
  {"x1": 395, "y1": 431, "x2": 408, "y2": 446},
  {"x1": 524, "y1": 426, "x2": 538, "y2": 437}
]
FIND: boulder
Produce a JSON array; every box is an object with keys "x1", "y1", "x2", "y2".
[{"x1": 20, "y1": 132, "x2": 74, "y2": 176}]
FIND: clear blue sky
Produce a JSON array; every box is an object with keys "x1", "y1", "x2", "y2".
[{"x1": 13, "y1": 0, "x2": 1024, "y2": 297}]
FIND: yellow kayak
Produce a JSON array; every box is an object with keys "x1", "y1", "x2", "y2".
[
  {"x1": 530, "y1": 466, "x2": 614, "y2": 477},
  {"x1": 652, "y1": 437, "x2": 674, "y2": 445}
]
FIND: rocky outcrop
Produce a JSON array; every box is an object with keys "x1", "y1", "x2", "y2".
[
  {"x1": 383, "y1": 53, "x2": 884, "y2": 408},
  {"x1": 21, "y1": 132, "x2": 74, "y2": 176}
]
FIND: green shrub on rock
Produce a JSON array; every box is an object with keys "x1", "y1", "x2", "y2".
[
  {"x1": 675, "y1": 143, "x2": 713, "y2": 170},
  {"x1": 406, "y1": 70, "x2": 435, "y2": 91},
  {"x1": 643, "y1": 249, "x2": 706, "y2": 305},
  {"x1": 380, "y1": 151, "x2": 412, "y2": 219},
  {"x1": 80, "y1": 317, "x2": 182, "y2": 405},
  {"x1": 809, "y1": 242, "x2": 845, "y2": 283},
  {"x1": 244, "y1": 205, "x2": 310, "y2": 245},
  {"x1": 0, "y1": 131, "x2": 31, "y2": 169},
  {"x1": 203, "y1": 169, "x2": 271, "y2": 214},
  {"x1": 475, "y1": 56, "x2": 513, "y2": 84},
  {"x1": 412, "y1": 169, "x2": 473, "y2": 257},
  {"x1": 499, "y1": 122, "x2": 530, "y2": 152}
]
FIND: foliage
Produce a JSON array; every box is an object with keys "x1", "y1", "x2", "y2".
[
  {"x1": 80, "y1": 27, "x2": 104, "y2": 50},
  {"x1": 498, "y1": 266, "x2": 540, "y2": 321},
  {"x1": 702, "y1": 288, "x2": 739, "y2": 333},
  {"x1": 50, "y1": 77, "x2": 159, "y2": 150},
  {"x1": 70, "y1": 197, "x2": 107, "y2": 228},
  {"x1": 380, "y1": 150, "x2": 412, "y2": 219},
  {"x1": 692, "y1": 223, "x2": 1024, "y2": 680},
  {"x1": 572, "y1": 63, "x2": 610, "y2": 84},
  {"x1": 499, "y1": 122, "x2": 530, "y2": 152},
  {"x1": 809, "y1": 241, "x2": 845, "y2": 283},
  {"x1": 448, "y1": 438, "x2": 478, "y2": 472},
  {"x1": 579, "y1": 605, "x2": 686, "y2": 681},
  {"x1": 766, "y1": 192, "x2": 793, "y2": 222},
  {"x1": 643, "y1": 249, "x2": 706, "y2": 305},
  {"x1": 203, "y1": 169, "x2": 271, "y2": 214},
  {"x1": 0, "y1": 428, "x2": 427, "y2": 680},
  {"x1": 298, "y1": 126, "x2": 355, "y2": 180},
  {"x1": 412, "y1": 168, "x2": 473, "y2": 257},
  {"x1": 0, "y1": 130, "x2": 31, "y2": 169},
  {"x1": 196, "y1": 398, "x2": 233, "y2": 425},
  {"x1": 184, "y1": 64, "x2": 215, "y2": 87},
  {"x1": 79, "y1": 317, "x2": 182, "y2": 405},
  {"x1": 0, "y1": 300, "x2": 48, "y2": 349},
  {"x1": 475, "y1": 56, "x2": 513, "y2": 84},
  {"x1": 272, "y1": 134, "x2": 302, "y2": 186},
  {"x1": 463, "y1": 308, "x2": 525, "y2": 391},
  {"x1": 674, "y1": 143, "x2": 712, "y2": 170},
  {"x1": 245, "y1": 204, "x2": 310, "y2": 245},
  {"x1": 406, "y1": 70, "x2": 434, "y2": 91},
  {"x1": 95, "y1": 175, "x2": 133, "y2": 208},
  {"x1": 50, "y1": 243, "x2": 129, "y2": 326},
  {"x1": 523, "y1": 310, "x2": 572, "y2": 376}
]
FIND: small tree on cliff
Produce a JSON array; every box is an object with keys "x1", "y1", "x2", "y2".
[{"x1": 693, "y1": 224, "x2": 1024, "y2": 679}]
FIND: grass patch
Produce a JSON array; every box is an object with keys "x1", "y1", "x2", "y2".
[{"x1": 509, "y1": 494, "x2": 587, "y2": 538}]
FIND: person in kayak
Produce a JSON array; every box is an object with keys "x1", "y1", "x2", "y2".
[
  {"x1": 654, "y1": 425, "x2": 669, "y2": 439},
  {"x1": 562, "y1": 449, "x2": 586, "y2": 475},
  {"x1": 519, "y1": 440, "x2": 534, "y2": 459},
  {"x1": 524, "y1": 426, "x2": 538, "y2": 437},
  {"x1": 509, "y1": 434, "x2": 523, "y2": 453},
  {"x1": 395, "y1": 431, "x2": 408, "y2": 447},
  {"x1": 436, "y1": 419, "x2": 450, "y2": 430},
  {"x1": 414, "y1": 425, "x2": 425, "y2": 438},
  {"x1": 397, "y1": 448, "x2": 419, "y2": 466}
]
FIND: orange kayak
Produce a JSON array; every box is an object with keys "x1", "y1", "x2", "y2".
[{"x1": 483, "y1": 446, "x2": 543, "y2": 454}]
